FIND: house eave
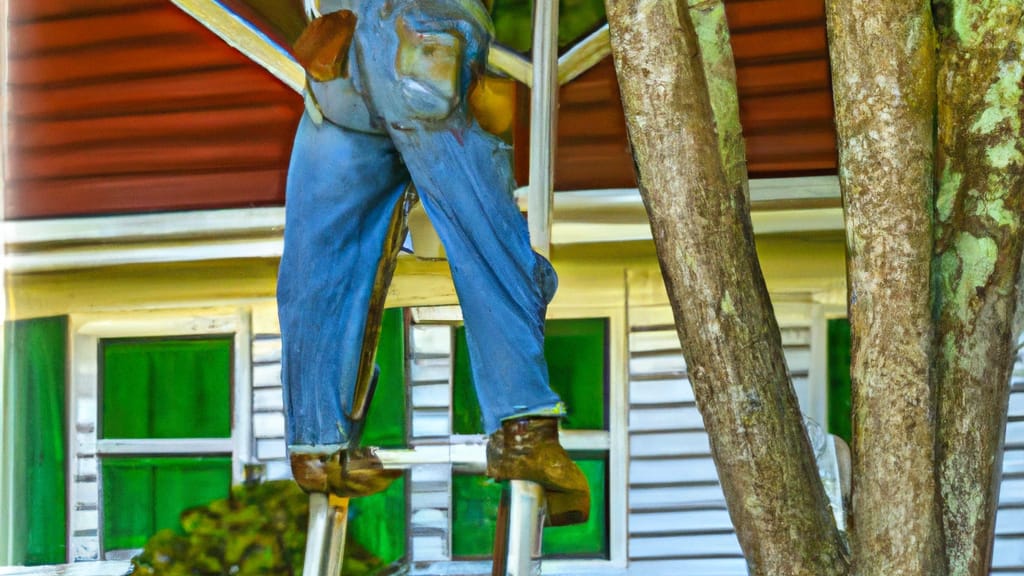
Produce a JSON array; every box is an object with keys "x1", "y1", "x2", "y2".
[{"x1": 3, "y1": 176, "x2": 842, "y2": 274}]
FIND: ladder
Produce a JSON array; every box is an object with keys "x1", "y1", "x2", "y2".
[{"x1": 301, "y1": 446, "x2": 550, "y2": 576}]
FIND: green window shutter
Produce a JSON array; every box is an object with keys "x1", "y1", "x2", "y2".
[
  {"x1": 3, "y1": 316, "x2": 68, "y2": 565},
  {"x1": 826, "y1": 319, "x2": 853, "y2": 444}
]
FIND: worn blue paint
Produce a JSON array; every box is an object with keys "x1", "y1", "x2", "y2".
[{"x1": 277, "y1": 0, "x2": 562, "y2": 449}]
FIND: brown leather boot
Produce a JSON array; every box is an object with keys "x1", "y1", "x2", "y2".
[
  {"x1": 290, "y1": 447, "x2": 401, "y2": 498},
  {"x1": 486, "y1": 417, "x2": 590, "y2": 527}
]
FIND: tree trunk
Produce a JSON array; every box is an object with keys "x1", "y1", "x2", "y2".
[
  {"x1": 932, "y1": 3, "x2": 1024, "y2": 574},
  {"x1": 823, "y1": 1, "x2": 946, "y2": 574},
  {"x1": 604, "y1": 1, "x2": 848, "y2": 573}
]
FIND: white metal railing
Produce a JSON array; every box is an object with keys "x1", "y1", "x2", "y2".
[{"x1": 527, "y1": 1, "x2": 561, "y2": 257}]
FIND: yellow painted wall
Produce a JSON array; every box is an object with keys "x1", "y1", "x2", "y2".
[{"x1": 5, "y1": 232, "x2": 847, "y2": 324}]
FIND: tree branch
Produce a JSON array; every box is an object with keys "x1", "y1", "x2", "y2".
[
  {"x1": 932, "y1": 3, "x2": 1024, "y2": 574},
  {"x1": 824, "y1": 1, "x2": 946, "y2": 573},
  {"x1": 604, "y1": 1, "x2": 848, "y2": 573}
]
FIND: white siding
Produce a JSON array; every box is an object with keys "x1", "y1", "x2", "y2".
[
  {"x1": 408, "y1": 325, "x2": 455, "y2": 565},
  {"x1": 993, "y1": 362, "x2": 1024, "y2": 574},
  {"x1": 250, "y1": 335, "x2": 289, "y2": 476},
  {"x1": 251, "y1": 323, "x2": 461, "y2": 568},
  {"x1": 625, "y1": 304, "x2": 815, "y2": 573},
  {"x1": 625, "y1": 304, "x2": 1024, "y2": 575}
]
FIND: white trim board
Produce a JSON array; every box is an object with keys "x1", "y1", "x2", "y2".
[
  {"x1": 5, "y1": 178, "x2": 842, "y2": 274},
  {"x1": 66, "y1": 309, "x2": 253, "y2": 562},
  {"x1": 7, "y1": 177, "x2": 837, "y2": 245}
]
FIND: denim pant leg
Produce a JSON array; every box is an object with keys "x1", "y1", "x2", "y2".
[
  {"x1": 278, "y1": 112, "x2": 409, "y2": 449},
  {"x1": 399, "y1": 127, "x2": 563, "y2": 434},
  {"x1": 354, "y1": 0, "x2": 563, "y2": 434}
]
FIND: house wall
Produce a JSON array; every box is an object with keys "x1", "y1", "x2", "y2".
[
  {"x1": 4, "y1": 234, "x2": 1021, "y2": 573},
  {"x1": 623, "y1": 298, "x2": 824, "y2": 574},
  {"x1": 4, "y1": 233, "x2": 849, "y2": 321}
]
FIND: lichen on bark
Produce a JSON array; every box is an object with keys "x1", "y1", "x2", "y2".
[
  {"x1": 932, "y1": 2, "x2": 1024, "y2": 575},
  {"x1": 689, "y1": 0, "x2": 746, "y2": 200}
]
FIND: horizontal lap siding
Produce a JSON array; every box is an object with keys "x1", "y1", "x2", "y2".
[
  {"x1": 993, "y1": 368, "x2": 1024, "y2": 573},
  {"x1": 626, "y1": 317, "x2": 816, "y2": 573},
  {"x1": 408, "y1": 325, "x2": 454, "y2": 564},
  {"x1": 6, "y1": 0, "x2": 301, "y2": 219},
  {"x1": 250, "y1": 336, "x2": 291, "y2": 480},
  {"x1": 250, "y1": 324, "x2": 455, "y2": 567},
  {"x1": 626, "y1": 312, "x2": 1024, "y2": 574}
]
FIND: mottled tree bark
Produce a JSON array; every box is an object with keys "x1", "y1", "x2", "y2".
[
  {"x1": 604, "y1": 1, "x2": 848, "y2": 574},
  {"x1": 824, "y1": 1, "x2": 946, "y2": 574},
  {"x1": 931, "y1": 3, "x2": 1024, "y2": 575}
]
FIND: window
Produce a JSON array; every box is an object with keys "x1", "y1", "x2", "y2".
[
  {"x1": 450, "y1": 318, "x2": 611, "y2": 560},
  {"x1": 826, "y1": 319, "x2": 852, "y2": 444},
  {"x1": 99, "y1": 337, "x2": 234, "y2": 553},
  {"x1": 344, "y1": 308, "x2": 408, "y2": 569},
  {"x1": 67, "y1": 311, "x2": 252, "y2": 562}
]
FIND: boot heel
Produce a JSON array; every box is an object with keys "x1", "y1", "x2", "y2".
[
  {"x1": 544, "y1": 489, "x2": 589, "y2": 527},
  {"x1": 486, "y1": 417, "x2": 592, "y2": 528}
]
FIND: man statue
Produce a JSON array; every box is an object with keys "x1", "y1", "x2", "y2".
[{"x1": 277, "y1": 0, "x2": 590, "y2": 527}]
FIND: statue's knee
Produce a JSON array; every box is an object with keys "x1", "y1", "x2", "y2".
[{"x1": 534, "y1": 256, "x2": 558, "y2": 304}]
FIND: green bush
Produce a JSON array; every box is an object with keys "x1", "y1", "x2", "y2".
[{"x1": 131, "y1": 481, "x2": 387, "y2": 576}]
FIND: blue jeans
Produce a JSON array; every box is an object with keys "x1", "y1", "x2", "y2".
[{"x1": 278, "y1": 0, "x2": 562, "y2": 449}]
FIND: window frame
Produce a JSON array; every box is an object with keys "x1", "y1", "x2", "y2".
[
  {"x1": 67, "y1": 309, "x2": 253, "y2": 562},
  {"x1": 410, "y1": 303, "x2": 628, "y2": 571}
]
